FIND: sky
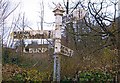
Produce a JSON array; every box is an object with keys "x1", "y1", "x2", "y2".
[
  {"x1": 12, "y1": 0, "x2": 117, "y2": 26},
  {"x1": 6, "y1": 0, "x2": 118, "y2": 33},
  {"x1": 10, "y1": 0, "x2": 66, "y2": 30},
  {"x1": 10, "y1": 0, "x2": 79, "y2": 30},
  {"x1": 21, "y1": 0, "x2": 55, "y2": 29}
]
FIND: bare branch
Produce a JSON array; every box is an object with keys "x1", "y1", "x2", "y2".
[{"x1": 3, "y1": 2, "x2": 20, "y2": 20}]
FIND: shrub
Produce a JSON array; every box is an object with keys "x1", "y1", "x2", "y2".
[
  {"x1": 61, "y1": 71, "x2": 113, "y2": 83},
  {"x1": 2, "y1": 64, "x2": 51, "y2": 82}
]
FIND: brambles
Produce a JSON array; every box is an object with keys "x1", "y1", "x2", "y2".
[{"x1": 2, "y1": 64, "x2": 51, "y2": 82}]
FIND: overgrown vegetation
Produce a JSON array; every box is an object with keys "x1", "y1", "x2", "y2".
[
  {"x1": 2, "y1": 64, "x2": 51, "y2": 82},
  {"x1": 2, "y1": 47, "x2": 118, "y2": 82},
  {"x1": 62, "y1": 71, "x2": 113, "y2": 83},
  {"x1": 2, "y1": 64, "x2": 115, "y2": 82},
  {"x1": 2, "y1": 48, "x2": 19, "y2": 65}
]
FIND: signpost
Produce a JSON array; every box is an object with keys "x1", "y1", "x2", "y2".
[
  {"x1": 12, "y1": 3, "x2": 74, "y2": 82},
  {"x1": 53, "y1": 3, "x2": 74, "y2": 82},
  {"x1": 53, "y1": 3, "x2": 65, "y2": 82}
]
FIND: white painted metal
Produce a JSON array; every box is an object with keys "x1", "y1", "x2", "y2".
[
  {"x1": 12, "y1": 30, "x2": 54, "y2": 39},
  {"x1": 61, "y1": 45, "x2": 74, "y2": 57},
  {"x1": 53, "y1": 3, "x2": 65, "y2": 82},
  {"x1": 54, "y1": 30, "x2": 61, "y2": 39}
]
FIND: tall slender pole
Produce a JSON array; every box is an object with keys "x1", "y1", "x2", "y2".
[
  {"x1": 66, "y1": 0, "x2": 69, "y2": 14},
  {"x1": 53, "y1": 3, "x2": 65, "y2": 82},
  {"x1": 0, "y1": 9, "x2": 3, "y2": 82},
  {"x1": 40, "y1": 0, "x2": 44, "y2": 44},
  {"x1": 66, "y1": 0, "x2": 69, "y2": 46},
  {"x1": 21, "y1": 13, "x2": 25, "y2": 56}
]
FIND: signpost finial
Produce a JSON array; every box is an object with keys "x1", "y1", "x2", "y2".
[{"x1": 53, "y1": 3, "x2": 65, "y2": 16}]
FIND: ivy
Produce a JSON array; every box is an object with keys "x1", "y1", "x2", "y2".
[{"x1": 62, "y1": 71, "x2": 113, "y2": 83}]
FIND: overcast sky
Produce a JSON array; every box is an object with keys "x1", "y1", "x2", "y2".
[
  {"x1": 10, "y1": 0, "x2": 66, "y2": 30},
  {"x1": 10, "y1": 0, "x2": 80, "y2": 30}
]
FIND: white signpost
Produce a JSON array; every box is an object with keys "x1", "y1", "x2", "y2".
[
  {"x1": 53, "y1": 3, "x2": 74, "y2": 82},
  {"x1": 53, "y1": 3, "x2": 64, "y2": 82},
  {"x1": 12, "y1": 3, "x2": 74, "y2": 82}
]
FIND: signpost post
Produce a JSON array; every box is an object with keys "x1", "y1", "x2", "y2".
[{"x1": 53, "y1": 3, "x2": 65, "y2": 82}]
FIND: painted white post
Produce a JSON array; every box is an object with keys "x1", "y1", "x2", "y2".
[{"x1": 53, "y1": 3, "x2": 65, "y2": 82}]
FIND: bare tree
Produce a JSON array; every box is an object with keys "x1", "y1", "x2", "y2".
[
  {"x1": 81, "y1": 0, "x2": 119, "y2": 47},
  {"x1": 37, "y1": 0, "x2": 44, "y2": 44},
  {"x1": 61, "y1": 0, "x2": 120, "y2": 79},
  {"x1": 0, "y1": 0, "x2": 20, "y2": 81},
  {"x1": 0, "y1": 0, "x2": 20, "y2": 47},
  {"x1": 62, "y1": 0, "x2": 118, "y2": 51}
]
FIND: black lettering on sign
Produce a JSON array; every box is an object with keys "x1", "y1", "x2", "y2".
[
  {"x1": 23, "y1": 47, "x2": 48, "y2": 53},
  {"x1": 13, "y1": 32, "x2": 17, "y2": 38},
  {"x1": 48, "y1": 31, "x2": 51, "y2": 38}
]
